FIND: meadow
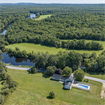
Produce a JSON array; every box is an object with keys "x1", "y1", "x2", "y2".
[
  {"x1": 35, "y1": 14, "x2": 51, "y2": 20},
  {"x1": 2, "y1": 69, "x2": 104, "y2": 105},
  {"x1": 6, "y1": 43, "x2": 70, "y2": 54},
  {"x1": 6, "y1": 39, "x2": 105, "y2": 55}
]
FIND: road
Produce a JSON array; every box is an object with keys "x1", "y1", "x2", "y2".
[
  {"x1": 6, "y1": 66, "x2": 31, "y2": 71},
  {"x1": 6, "y1": 66, "x2": 46, "y2": 72},
  {"x1": 84, "y1": 76, "x2": 105, "y2": 83}
]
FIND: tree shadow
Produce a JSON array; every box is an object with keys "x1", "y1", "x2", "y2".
[
  {"x1": 62, "y1": 87, "x2": 69, "y2": 90},
  {"x1": 46, "y1": 96, "x2": 54, "y2": 99},
  {"x1": 42, "y1": 72, "x2": 51, "y2": 78}
]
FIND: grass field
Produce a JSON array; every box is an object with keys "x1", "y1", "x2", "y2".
[
  {"x1": 6, "y1": 43, "x2": 70, "y2": 54},
  {"x1": 35, "y1": 14, "x2": 51, "y2": 20},
  {"x1": 6, "y1": 40, "x2": 105, "y2": 55},
  {"x1": 3, "y1": 69, "x2": 105, "y2": 105}
]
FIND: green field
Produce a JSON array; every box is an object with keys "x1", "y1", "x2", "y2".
[
  {"x1": 3, "y1": 69, "x2": 105, "y2": 105},
  {"x1": 6, "y1": 43, "x2": 70, "y2": 54},
  {"x1": 35, "y1": 14, "x2": 51, "y2": 20},
  {"x1": 6, "y1": 40, "x2": 105, "y2": 55}
]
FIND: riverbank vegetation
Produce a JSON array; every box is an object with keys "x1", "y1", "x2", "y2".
[
  {"x1": 0, "y1": 50, "x2": 17, "y2": 104},
  {"x1": 3, "y1": 68, "x2": 104, "y2": 105}
]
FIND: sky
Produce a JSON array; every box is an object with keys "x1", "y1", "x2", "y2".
[{"x1": 1, "y1": 0, "x2": 105, "y2": 4}]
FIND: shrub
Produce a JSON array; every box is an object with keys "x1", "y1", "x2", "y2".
[
  {"x1": 2, "y1": 88, "x2": 10, "y2": 95},
  {"x1": 49, "y1": 91, "x2": 55, "y2": 99},
  {"x1": 30, "y1": 67, "x2": 37, "y2": 74}
]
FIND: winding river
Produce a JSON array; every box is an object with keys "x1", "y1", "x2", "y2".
[{"x1": 0, "y1": 14, "x2": 36, "y2": 66}]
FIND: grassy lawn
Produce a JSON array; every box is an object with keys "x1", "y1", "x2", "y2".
[
  {"x1": 3, "y1": 69, "x2": 105, "y2": 105},
  {"x1": 6, "y1": 41, "x2": 105, "y2": 55},
  {"x1": 6, "y1": 43, "x2": 71, "y2": 54},
  {"x1": 35, "y1": 14, "x2": 51, "y2": 20}
]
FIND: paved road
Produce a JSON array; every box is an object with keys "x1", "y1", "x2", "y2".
[
  {"x1": 84, "y1": 76, "x2": 105, "y2": 83},
  {"x1": 6, "y1": 66, "x2": 46, "y2": 72},
  {"x1": 6, "y1": 66, "x2": 31, "y2": 71}
]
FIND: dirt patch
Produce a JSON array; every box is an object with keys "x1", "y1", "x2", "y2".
[{"x1": 101, "y1": 83, "x2": 105, "y2": 98}]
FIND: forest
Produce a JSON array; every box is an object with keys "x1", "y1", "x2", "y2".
[{"x1": 0, "y1": 4, "x2": 105, "y2": 70}]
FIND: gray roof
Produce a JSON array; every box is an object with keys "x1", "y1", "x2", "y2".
[
  {"x1": 66, "y1": 75, "x2": 74, "y2": 81},
  {"x1": 65, "y1": 82, "x2": 72, "y2": 87},
  {"x1": 52, "y1": 74, "x2": 62, "y2": 80},
  {"x1": 61, "y1": 76, "x2": 66, "y2": 81}
]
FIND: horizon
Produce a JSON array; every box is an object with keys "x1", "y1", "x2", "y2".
[{"x1": 0, "y1": 0, "x2": 104, "y2": 4}]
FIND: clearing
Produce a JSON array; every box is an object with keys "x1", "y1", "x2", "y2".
[
  {"x1": 35, "y1": 14, "x2": 51, "y2": 20},
  {"x1": 3, "y1": 69, "x2": 105, "y2": 105},
  {"x1": 6, "y1": 40, "x2": 105, "y2": 55},
  {"x1": 6, "y1": 43, "x2": 70, "y2": 54}
]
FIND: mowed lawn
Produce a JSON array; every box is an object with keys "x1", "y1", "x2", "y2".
[
  {"x1": 6, "y1": 43, "x2": 70, "y2": 54},
  {"x1": 3, "y1": 69, "x2": 105, "y2": 105},
  {"x1": 6, "y1": 40, "x2": 105, "y2": 55},
  {"x1": 35, "y1": 14, "x2": 51, "y2": 20}
]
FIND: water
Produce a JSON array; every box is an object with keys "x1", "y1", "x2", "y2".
[
  {"x1": 30, "y1": 14, "x2": 36, "y2": 19},
  {"x1": 2, "y1": 53, "x2": 34, "y2": 66},
  {"x1": 26, "y1": 14, "x2": 36, "y2": 19},
  {"x1": 78, "y1": 84, "x2": 88, "y2": 89},
  {"x1": 0, "y1": 30, "x2": 7, "y2": 35},
  {"x1": 0, "y1": 24, "x2": 12, "y2": 35}
]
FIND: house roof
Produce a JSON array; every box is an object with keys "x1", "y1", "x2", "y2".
[
  {"x1": 52, "y1": 74, "x2": 62, "y2": 80},
  {"x1": 66, "y1": 75, "x2": 74, "y2": 81},
  {"x1": 65, "y1": 82, "x2": 72, "y2": 87},
  {"x1": 61, "y1": 76, "x2": 66, "y2": 81}
]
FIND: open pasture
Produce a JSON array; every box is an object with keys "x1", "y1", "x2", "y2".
[
  {"x1": 6, "y1": 39, "x2": 105, "y2": 55},
  {"x1": 3, "y1": 69, "x2": 105, "y2": 105}
]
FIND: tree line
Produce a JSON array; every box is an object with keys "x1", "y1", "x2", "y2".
[{"x1": 6, "y1": 35, "x2": 104, "y2": 50}]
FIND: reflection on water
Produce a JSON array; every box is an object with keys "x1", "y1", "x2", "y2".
[{"x1": 2, "y1": 53, "x2": 34, "y2": 66}]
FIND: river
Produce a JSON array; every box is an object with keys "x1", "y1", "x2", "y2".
[
  {"x1": 0, "y1": 14, "x2": 36, "y2": 66},
  {"x1": 2, "y1": 53, "x2": 34, "y2": 66}
]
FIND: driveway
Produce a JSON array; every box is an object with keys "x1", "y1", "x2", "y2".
[{"x1": 84, "y1": 76, "x2": 105, "y2": 83}]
